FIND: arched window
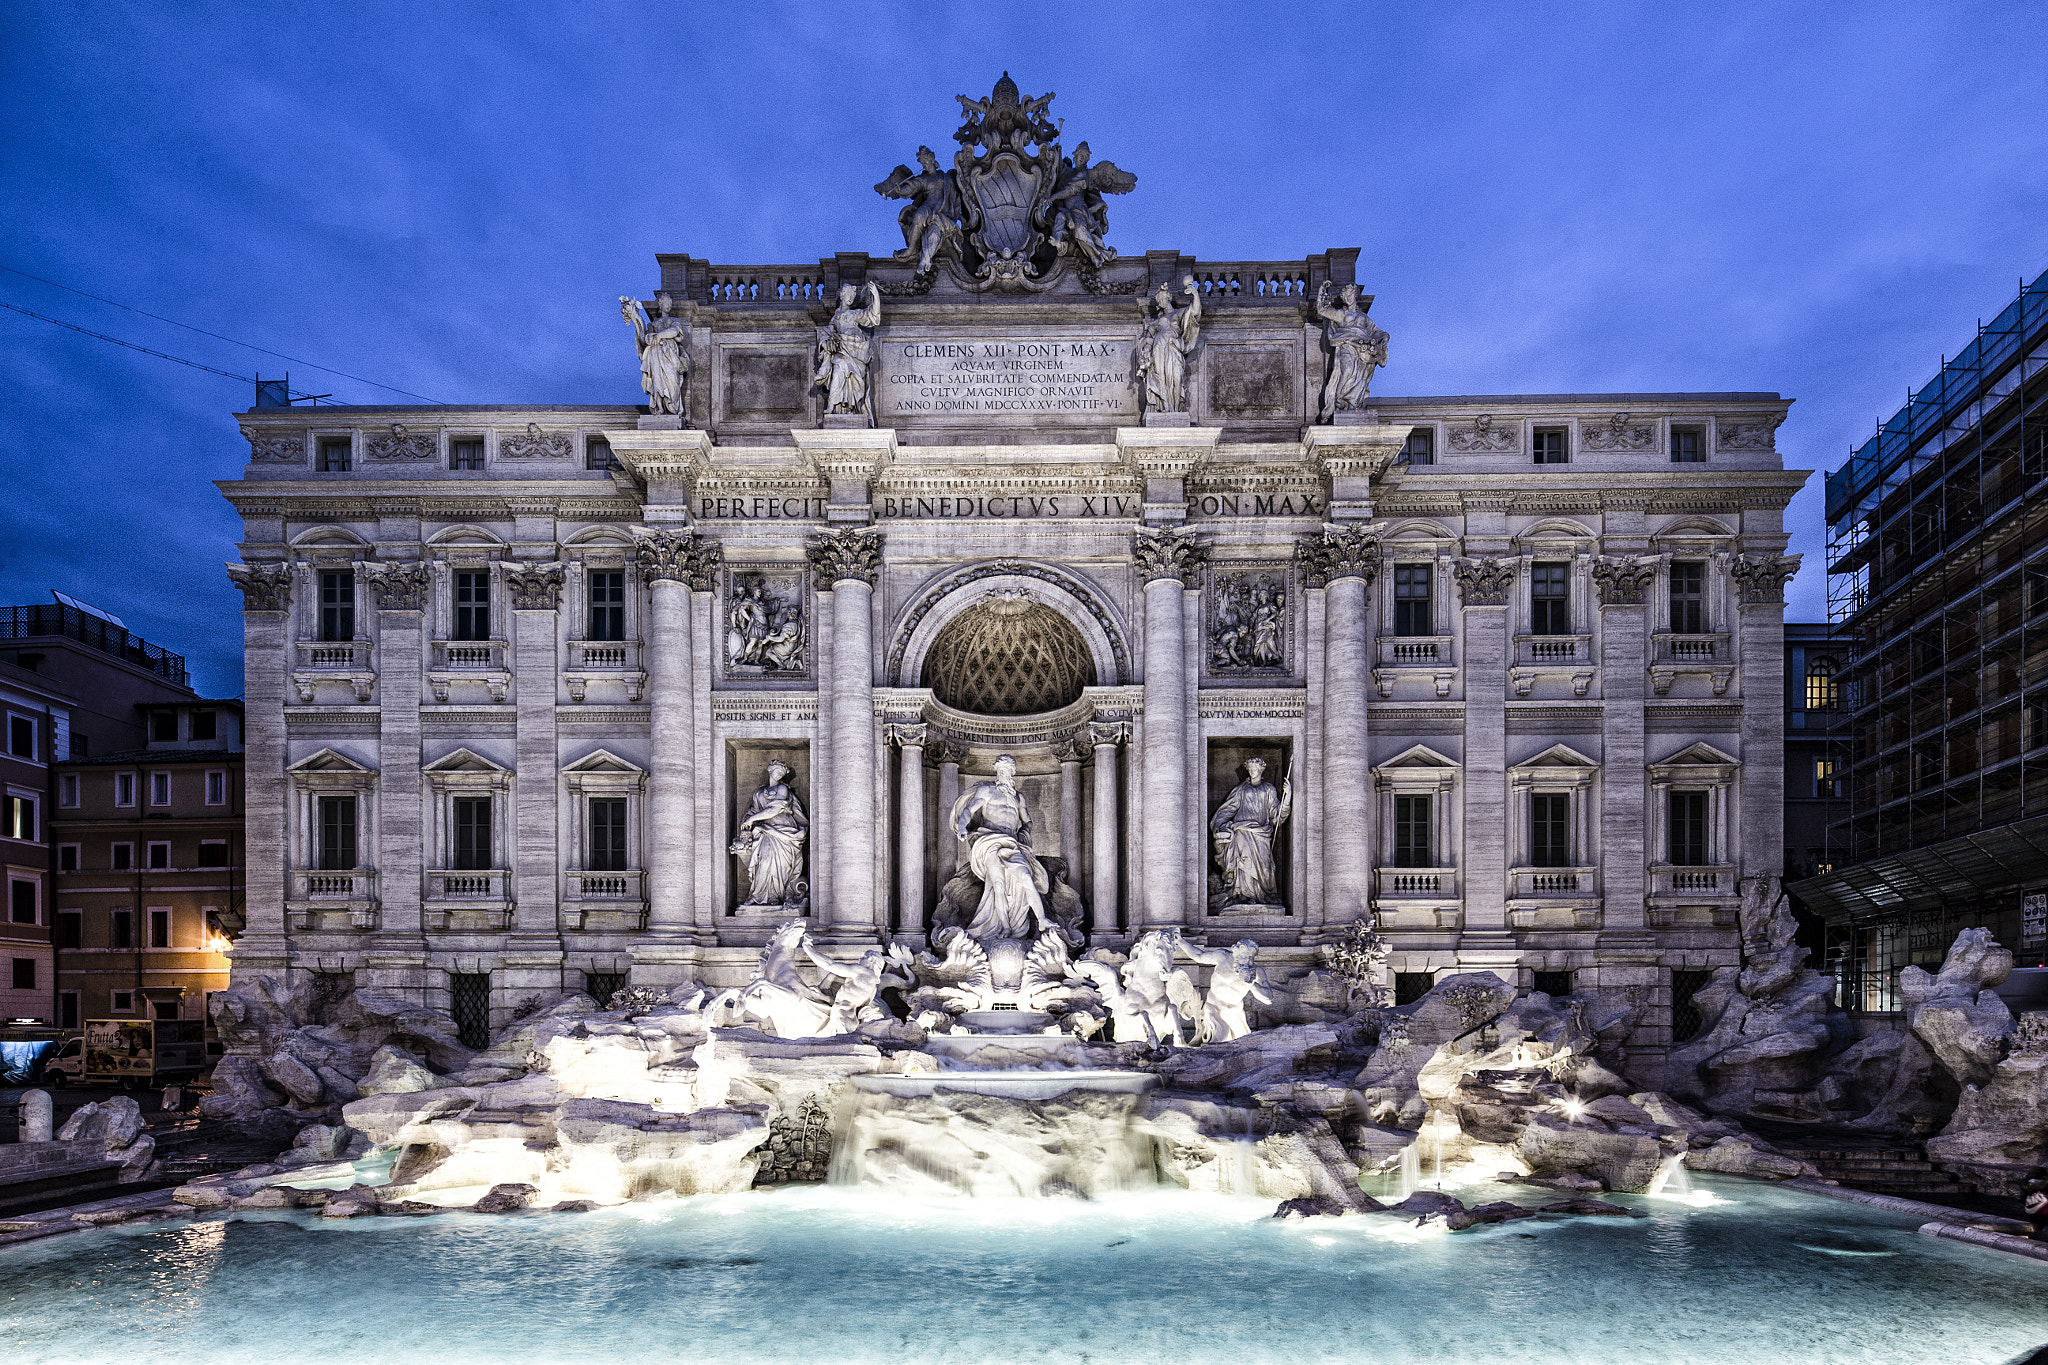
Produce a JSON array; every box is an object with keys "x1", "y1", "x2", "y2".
[{"x1": 1805, "y1": 657, "x2": 1839, "y2": 712}]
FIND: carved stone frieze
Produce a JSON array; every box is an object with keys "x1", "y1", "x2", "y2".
[
  {"x1": 227, "y1": 562, "x2": 292, "y2": 611},
  {"x1": 1716, "y1": 417, "x2": 1782, "y2": 452},
  {"x1": 637, "y1": 530, "x2": 722, "y2": 590},
  {"x1": 1447, "y1": 414, "x2": 1518, "y2": 453},
  {"x1": 358, "y1": 561, "x2": 432, "y2": 611},
  {"x1": 367, "y1": 423, "x2": 436, "y2": 461},
  {"x1": 1579, "y1": 412, "x2": 1655, "y2": 452},
  {"x1": 1591, "y1": 556, "x2": 1659, "y2": 607},
  {"x1": 1207, "y1": 566, "x2": 1289, "y2": 674},
  {"x1": 1454, "y1": 556, "x2": 1517, "y2": 607},
  {"x1": 242, "y1": 429, "x2": 304, "y2": 463},
  {"x1": 726, "y1": 567, "x2": 808, "y2": 674},
  {"x1": 806, "y1": 527, "x2": 885, "y2": 587},
  {"x1": 1131, "y1": 525, "x2": 1208, "y2": 585},
  {"x1": 504, "y1": 563, "x2": 566, "y2": 611},
  {"x1": 499, "y1": 422, "x2": 572, "y2": 460},
  {"x1": 1730, "y1": 552, "x2": 1801, "y2": 605}
]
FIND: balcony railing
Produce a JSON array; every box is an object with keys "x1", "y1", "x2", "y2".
[
  {"x1": 565, "y1": 869, "x2": 644, "y2": 900},
  {"x1": 291, "y1": 869, "x2": 377, "y2": 900},
  {"x1": 1514, "y1": 634, "x2": 1591, "y2": 665},
  {"x1": 286, "y1": 868, "x2": 378, "y2": 931},
  {"x1": 1378, "y1": 635, "x2": 1452, "y2": 665},
  {"x1": 428, "y1": 869, "x2": 512, "y2": 901},
  {"x1": 1507, "y1": 866, "x2": 1600, "y2": 900},
  {"x1": 295, "y1": 640, "x2": 372, "y2": 671},
  {"x1": 2, "y1": 603, "x2": 190, "y2": 686},
  {"x1": 432, "y1": 639, "x2": 509, "y2": 671},
  {"x1": 563, "y1": 639, "x2": 647, "y2": 702},
  {"x1": 1651, "y1": 634, "x2": 1731, "y2": 664},
  {"x1": 1650, "y1": 865, "x2": 1738, "y2": 898},
  {"x1": 1374, "y1": 867, "x2": 1458, "y2": 899}
]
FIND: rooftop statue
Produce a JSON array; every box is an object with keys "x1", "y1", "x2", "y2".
[
  {"x1": 1039, "y1": 141, "x2": 1137, "y2": 272},
  {"x1": 1134, "y1": 278, "x2": 1202, "y2": 415},
  {"x1": 1313, "y1": 282, "x2": 1389, "y2": 421},
  {"x1": 621, "y1": 291, "x2": 689, "y2": 419},
  {"x1": 874, "y1": 145, "x2": 964, "y2": 277},
  {"x1": 813, "y1": 282, "x2": 882, "y2": 418}
]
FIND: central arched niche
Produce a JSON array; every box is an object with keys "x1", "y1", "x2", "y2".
[{"x1": 920, "y1": 593, "x2": 1097, "y2": 716}]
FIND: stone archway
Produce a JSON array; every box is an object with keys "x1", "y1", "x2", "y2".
[
  {"x1": 921, "y1": 596, "x2": 1096, "y2": 716},
  {"x1": 889, "y1": 559, "x2": 1128, "y2": 690}
]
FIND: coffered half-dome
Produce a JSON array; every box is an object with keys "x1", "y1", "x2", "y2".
[{"x1": 921, "y1": 596, "x2": 1096, "y2": 716}]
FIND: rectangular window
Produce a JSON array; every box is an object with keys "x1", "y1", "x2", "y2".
[
  {"x1": 319, "y1": 570, "x2": 355, "y2": 641},
  {"x1": 197, "y1": 839, "x2": 229, "y2": 868},
  {"x1": 57, "y1": 843, "x2": 78, "y2": 872},
  {"x1": 1671, "y1": 427, "x2": 1705, "y2": 463},
  {"x1": 317, "y1": 437, "x2": 352, "y2": 472},
  {"x1": 589, "y1": 798, "x2": 629, "y2": 872},
  {"x1": 150, "y1": 711, "x2": 178, "y2": 742},
  {"x1": 453, "y1": 571, "x2": 491, "y2": 641},
  {"x1": 111, "y1": 842, "x2": 133, "y2": 871},
  {"x1": 1814, "y1": 759, "x2": 1840, "y2": 799},
  {"x1": 149, "y1": 908, "x2": 171, "y2": 949},
  {"x1": 587, "y1": 571, "x2": 626, "y2": 642},
  {"x1": 147, "y1": 841, "x2": 171, "y2": 870},
  {"x1": 205, "y1": 770, "x2": 227, "y2": 806},
  {"x1": 1400, "y1": 427, "x2": 1433, "y2": 466},
  {"x1": 586, "y1": 436, "x2": 616, "y2": 471},
  {"x1": 1530, "y1": 793, "x2": 1571, "y2": 867},
  {"x1": 59, "y1": 991, "x2": 78, "y2": 1029},
  {"x1": 1393, "y1": 795, "x2": 1431, "y2": 868},
  {"x1": 449, "y1": 437, "x2": 486, "y2": 471},
  {"x1": 58, "y1": 774, "x2": 78, "y2": 807},
  {"x1": 7, "y1": 794, "x2": 35, "y2": 841},
  {"x1": 1669, "y1": 790, "x2": 1709, "y2": 865},
  {"x1": 318, "y1": 795, "x2": 357, "y2": 871},
  {"x1": 71, "y1": 732, "x2": 87, "y2": 757},
  {"x1": 1530, "y1": 562, "x2": 1570, "y2": 635},
  {"x1": 111, "y1": 910, "x2": 132, "y2": 950},
  {"x1": 11, "y1": 958, "x2": 33, "y2": 990},
  {"x1": 114, "y1": 773, "x2": 135, "y2": 807},
  {"x1": 9, "y1": 880, "x2": 36, "y2": 924},
  {"x1": 1532, "y1": 970, "x2": 1574, "y2": 998},
  {"x1": 1669, "y1": 562, "x2": 1706, "y2": 633},
  {"x1": 453, "y1": 797, "x2": 493, "y2": 870},
  {"x1": 1393, "y1": 564, "x2": 1433, "y2": 636},
  {"x1": 7, "y1": 714, "x2": 35, "y2": 758},
  {"x1": 1533, "y1": 428, "x2": 1568, "y2": 464},
  {"x1": 150, "y1": 771, "x2": 171, "y2": 806},
  {"x1": 190, "y1": 710, "x2": 216, "y2": 740},
  {"x1": 57, "y1": 910, "x2": 81, "y2": 950},
  {"x1": 111, "y1": 989, "x2": 134, "y2": 1014}
]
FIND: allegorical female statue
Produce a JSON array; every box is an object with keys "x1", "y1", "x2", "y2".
[
  {"x1": 1313, "y1": 282, "x2": 1389, "y2": 421},
  {"x1": 621, "y1": 292, "x2": 689, "y2": 418},
  {"x1": 950, "y1": 753, "x2": 1052, "y2": 941},
  {"x1": 814, "y1": 282, "x2": 882, "y2": 417},
  {"x1": 1210, "y1": 757, "x2": 1293, "y2": 907},
  {"x1": 1134, "y1": 276, "x2": 1202, "y2": 415},
  {"x1": 731, "y1": 760, "x2": 808, "y2": 907}
]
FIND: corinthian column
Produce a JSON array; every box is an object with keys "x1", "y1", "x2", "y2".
[
  {"x1": 1302, "y1": 527, "x2": 1379, "y2": 931},
  {"x1": 888, "y1": 723, "x2": 928, "y2": 940},
  {"x1": 808, "y1": 527, "x2": 885, "y2": 943},
  {"x1": 1133, "y1": 526, "x2": 1207, "y2": 927},
  {"x1": 634, "y1": 530, "x2": 721, "y2": 979},
  {"x1": 356, "y1": 561, "x2": 432, "y2": 985},
  {"x1": 226, "y1": 562, "x2": 294, "y2": 976},
  {"x1": 1089, "y1": 720, "x2": 1128, "y2": 934}
]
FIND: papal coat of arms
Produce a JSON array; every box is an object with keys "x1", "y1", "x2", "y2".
[{"x1": 874, "y1": 74, "x2": 1137, "y2": 292}]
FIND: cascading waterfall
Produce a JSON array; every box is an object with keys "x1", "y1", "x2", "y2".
[
  {"x1": 1647, "y1": 1150, "x2": 1693, "y2": 1198},
  {"x1": 1397, "y1": 1141, "x2": 1421, "y2": 1200}
]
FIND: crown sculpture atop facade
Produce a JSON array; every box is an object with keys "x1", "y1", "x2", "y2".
[{"x1": 874, "y1": 73, "x2": 1138, "y2": 293}]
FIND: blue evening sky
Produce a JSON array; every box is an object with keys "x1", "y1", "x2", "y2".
[{"x1": 4, "y1": 1, "x2": 2045, "y2": 696}]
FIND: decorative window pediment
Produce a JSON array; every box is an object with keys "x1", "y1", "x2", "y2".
[
  {"x1": 563, "y1": 748, "x2": 648, "y2": 794},
  {"x1": 1648, "y1": 740, "x2": 1739, "y2": 786},
  {"x1": 424, "y1": 748, "x2": 513, "y2": 794},
  {"x1": 1511, "y1": 743, "x2": 1598, "y2": 771},
  {"x1": 287, "y1": 748, "x2": 376, "y2": 783}
]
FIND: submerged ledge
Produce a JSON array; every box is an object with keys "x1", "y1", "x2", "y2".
[{"x1": 851, "y1": 1070, "x2": 1162, "y2": 1100}]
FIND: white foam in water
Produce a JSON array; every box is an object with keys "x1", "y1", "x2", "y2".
[{"x1": 4, "y1": 1176, "x2": 2045, "y2": 1364}]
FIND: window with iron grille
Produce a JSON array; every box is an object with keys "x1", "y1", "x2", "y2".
[
  {"x1": 1394, "y1": 972, "x2": 1436, "y2": 1006},
  {"x1": 453, "y1": 797, "x2": 492, "y2": 870},
  {"x1": 450, "y1": 972, "x2": 491, "y2": 1050},
  {"x1": 318, "y1": 795, "x2": 357, "y2": 870},
  {"x1": 1669, "y1": 790, "x2": 1709, "y2": 865},
  {"x1": 1393, "y1": 564, "x2": 1432, "y2": 636},
  {"x1": 1671, "y1": 427, "x2": 1705, "y2": 463},
  {"x1": 449, "y1": 437, "x2": 485, "y2": 471},
  {"x1": 1530, "y1": 562, "x2": 1570, "y2": 635},
  {"x1": 585, "y1": 971, "x2": 626, "y2": 1007},
  {"x1": 1532, "y1": 970, "x2": 1573, "y2": 998},
  {"x1": 1400, "y1": 427, "x2": 1433, "y2": 465},
  {"x1": 1669, "y1": 561, "x2": 1706, "y2": 633},
  {"x1": 1393, "y1": 795, "x2": 1431, "y2": 868},
  {"x1": 588, "y1": 571, "x2": 625, "y2": 641},
  {"x1": 453, "y1": 572, "x2": 491, "y2": 641},
  {"x1": 1533, "y1": 427, "x2": 1568, "y2": 464},
  {"x1": 1531, "y1": 793, "x2": 1571, "y2": 867},
  {"x1": 319, "y1": 571, "x2": 355, "y2": 641},
  {"x1": 318, "y1": 438, "x2": 351, "y2": 472},
  {"x1": 589, "y1": 798, "x2": 628, "y2": 871},
  {"x1": 1671, "y1": 968, "x2": 1714, "y2": 1042},
  {"x1": 586, "y1": 436, "x2": 617, "y2": 471}
]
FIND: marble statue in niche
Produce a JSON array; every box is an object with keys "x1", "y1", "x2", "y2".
[
  {"x1": 731, "y1": 760, "x2": 809, "y2": 909},
  {"x1": 727, "y1": 573, "x2": 807, "y2": 673},
  {"x1": 813, "y1": 282, "x2": 882, "y2": 417},
  {"x1": 1313, "y1": 282, "x2": 1389, "y2": 421},
  {"x1": 621, "y1": 292, "x2": 689, "y2": 419},
  {"x1": 1134, "y1": 277, "x2": 1202, "y2": 415},
  {"x1": 949, "y1": 753, "x2": 1052, "y2": 941},
  {"x1": 1209, "y1": 573, "x2": 1287, "y2": 671},
  {"x1": 1210, "y1": 756, "x2": 1292, "y2": 909},
  {"x1": 875, "y1": 145, "x2": 964, "y2": 277}
]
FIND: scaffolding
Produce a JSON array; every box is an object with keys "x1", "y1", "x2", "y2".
[{"x1": 1799, "y1": 266, "x2": 2048, "y2": 1010}]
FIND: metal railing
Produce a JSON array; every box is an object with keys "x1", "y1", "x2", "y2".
[{"x1": 1, "y1": 604, "x2": 189, "y2": 686}]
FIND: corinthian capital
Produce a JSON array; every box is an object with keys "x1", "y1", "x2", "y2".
[
  {"x1": 226, "y1": 561, "x2": 292, "y2": 612},
  {"x1": 637, "y1": 529, "x2": 722, "y2": 590},
  {"x1": 1131, "y1": 525, "x2": 1208, "y2": 585},
  {"x1": 806, "y1": 527, "x2": 885, "y2": 588},
  {"x1": 1591, "y1": 555, "x2": 1659, "y2": 607},
  {"x1": 1453, "y1": 556, "x2": 1517, "y2": 607},
  {"x1": 1088, "y1": 720, "x2": 1131, "y2": 749},
  {"x1": 503, "y1": 562, "x2": 566, "y2": 611},
  {"x1": 885, "y1": 722, "x2": 929, "y2": 750},
  {"x1": 355, "y1": 560, "x2": 432, "y2": 611},
  {"x1": 1730, "y1": 552, "x2": 1801, "y2": 605},
  {"x1": 1295, "y1": 525, "x2": 1380, "y2": 588}
]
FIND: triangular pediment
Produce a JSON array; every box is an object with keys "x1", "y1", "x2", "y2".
[
  {"x1": 1510, "y1": 742, "x2": 1599, "y2": 770},
  {"x1": 563, "y1": 748, "x2": 645, "y2": 775},
  {"x1": 1377, "y1": 743, "x2": 1457, "y2": 770},
  {"x1": 423, "y1": 747, "x2": 511, "y2": 774},
  {"x1": 286, "y1": 747, "x2": 374, "y2": 775},
  {"x1": 1654, "y1": 741, "x2": 1739, "y2": 767}
]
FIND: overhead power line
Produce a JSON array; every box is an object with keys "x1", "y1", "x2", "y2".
[
  {"x1": 1, "y1": 299, "x2": 337, "y2": 401},
  {"x1": 0, "y1": 262, "x2": 444, "y2": 404}
]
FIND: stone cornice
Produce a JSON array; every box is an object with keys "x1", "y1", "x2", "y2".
[
  {"x1": 791, "y1": 427, "x2": 898, "y2": 483},
  {"x1": 1302, "y1": 424, "x2": 1409, "y2": 481},
  {"x1": 1114, "y1": 425, "x2": 1222, "y2": 480}
]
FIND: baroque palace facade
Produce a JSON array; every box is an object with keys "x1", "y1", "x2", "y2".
[{"x1": 220, "y1": 79, "x2": 1807, "y2": 1072}]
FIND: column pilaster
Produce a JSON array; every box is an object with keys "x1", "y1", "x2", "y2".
[
  {"x1": 1300, "y1": 527, "x2": 1379, "y2": 937},
  {"x1": 1454, "y1": 556, "x2": 1518, "y2": 972},
  {"x1": 1089, "y1": 721, "x2": 1128, "y2": 936},
  {"x1": 888, "y1": 723, "x2": 928, "y2": 942},
  {"x1": 356, "y1": 561, "x2": 432, "y2": 992},
  {"x1": 935, "y1": 741, "x2": 963, "y2": 883},
  {"x1": 1732, "y1": 553, "x2": 1800, "y2": 885},
  {"x1": 226, "y1": 563, "x2": 294, "y2": 978},
  {"x1": 1593, "y1": 556, "x2": 1658, "y2": 943},
  {"x1": 809, "y1": 527, "x2": 885, "y2": 944},
  {"x1": 504, "y1": 562, "x2": 566, "y2": 960},
  {"x1": 1133, "y1": 525, "x2": 1206, "y2": 927}
]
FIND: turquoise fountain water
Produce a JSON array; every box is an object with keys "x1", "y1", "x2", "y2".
[{"x1": 3, "y1": 1176, "x2": 2044, "y2": 1364}]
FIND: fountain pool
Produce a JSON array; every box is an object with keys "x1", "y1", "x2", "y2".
[{"x1": 4, "y1": 1176, "x2": 2044, "y2": 1364}]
